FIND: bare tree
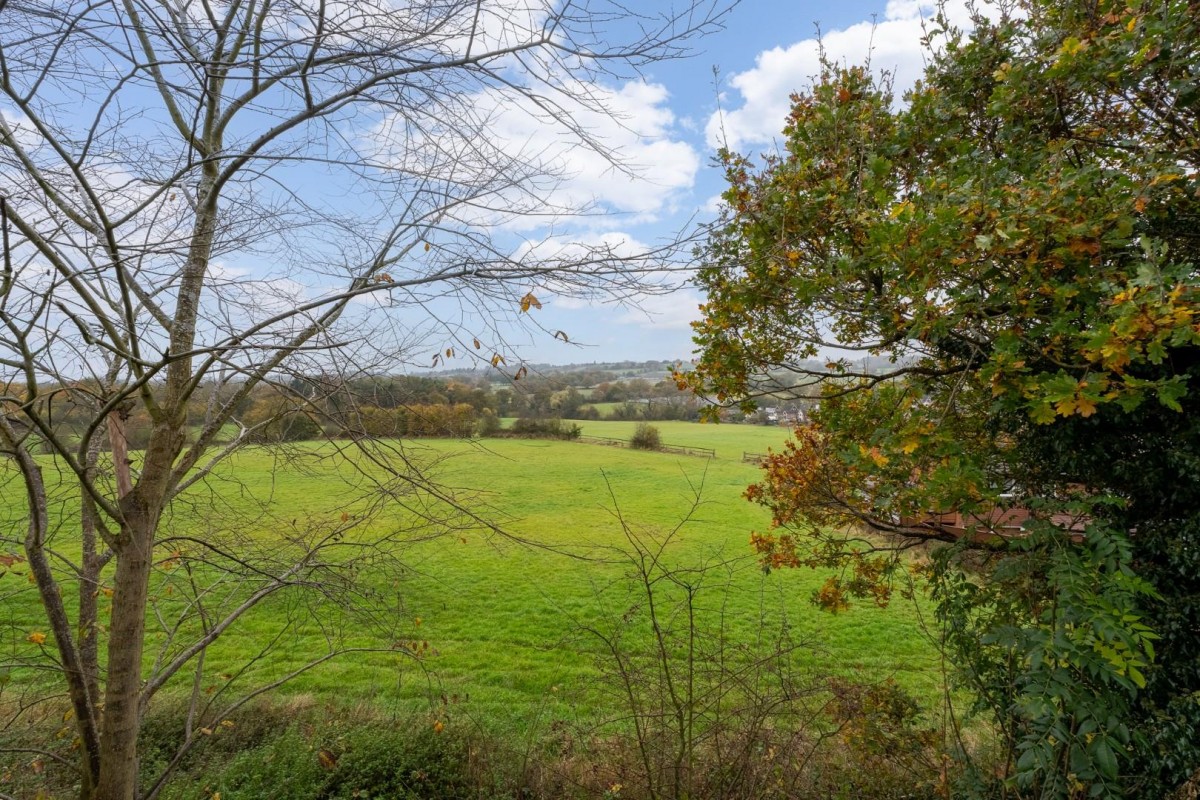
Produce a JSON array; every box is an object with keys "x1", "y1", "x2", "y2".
[{"x1": 0, "y1": 1, "x2": 729, "y2": 797}]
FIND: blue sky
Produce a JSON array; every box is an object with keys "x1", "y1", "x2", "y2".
[
  {"x1": 0, "y1": 0, "x2": 971, "y2": 379},
  {"x1": 516, "y1": 0, "x2": 962, "y2": 366}
]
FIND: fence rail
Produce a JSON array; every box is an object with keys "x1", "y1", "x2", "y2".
[
  {"x1": 578, "y1": 435, "x2": 627, "y2": 447},
  {"x1": 659, "y1": 442, "x2": 716, "y2": 459},
  {"x1": 577, "y1": 434, "x2": 715, "y2": 459},
  {"x1": 742, "y1": 451, "x2": 769, "y2": 464}
]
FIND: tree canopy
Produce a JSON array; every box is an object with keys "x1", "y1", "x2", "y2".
[{"x1": 684, "y1": 0, "x2": 1199, "y2": 795}]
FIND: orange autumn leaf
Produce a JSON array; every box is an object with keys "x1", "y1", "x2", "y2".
[{"x1": 519, "y1": 292, "x2": 542, "y2": 312}]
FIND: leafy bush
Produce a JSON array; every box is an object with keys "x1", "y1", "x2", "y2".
[
  {"x1": 149, "y1": 714, "x2": 479, "y2": 800},
  {"x1": 476, "y1": 409, "x2": 502, "y2": 437},
  {"x1": 199, "y1": 728, "x2": 326, "y2": 800},
  {"x1": 403, "y1": 403, "x2": 477, "y2": 438},
  {"x1": 629, "y1": 422, "x2": 661, "y2": 450},
  {"x1": 509, "y1": 417, "x2": 581, "y2": 440},
  {"x1": 242, "y1": 400, "x2": 324, "y2": 442},
  {"x1": 322, "y1": 726, "x2": 475, "y2": 800}
]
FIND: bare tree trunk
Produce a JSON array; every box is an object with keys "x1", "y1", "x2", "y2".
[
  {"x1": 95, "y1": 519, "x2": 154, "y2": 800},
  {"x1": 78, "y1": 436, "x2": 106, "y2": 799},
  {"x1": 107, "y1": 412, "x2": 134, "y2": 498},
  {"x1": 95, "y1": 422, "x2": 181, "y2": 800},
  {"x1": 0, "y1": 418, "x2": 103, "y2": 796}
]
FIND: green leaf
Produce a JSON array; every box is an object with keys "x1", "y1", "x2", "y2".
[{"x1": 1092, "y1": 739, "x2": 1119, "y2": 779}]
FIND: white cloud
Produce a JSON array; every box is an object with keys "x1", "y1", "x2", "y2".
[
  {"x1": 370, "y1": 77, "x2": 699, "y2": 232},
  {"x1": 616, "y1": 289, "x2": 704, "y2": 332},
  {"x1": 509, "y1": 231, "x2": 697, "y2": 328},
  {"x1": 482, "y1": 79, "x2": 699, "y2": 220},
  {"x1": 707, "y1": 0, "x2": 982, "y2": 150},
  {"x1": 701, "y1": 192, "x2": 726, "y2": 215}
]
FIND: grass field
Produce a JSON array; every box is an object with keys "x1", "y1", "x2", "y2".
[
  {"x1": 570, "y1": 418, "x2": 790, "y2": 454},
  {"x1": 502, "y1": 417, "x2": 790, "y2": 456},
  {"x1": 2, "y1": 422, "x2": 942, "y2": 737}
]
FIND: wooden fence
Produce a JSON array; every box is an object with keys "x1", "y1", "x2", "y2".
[{"x1": 577, "y1": 434, "x2": 715, "y2": 459}]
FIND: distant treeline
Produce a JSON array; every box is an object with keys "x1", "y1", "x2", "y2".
[{"x1": 10, "y1": 369, "x2": 778, "y2": 450}]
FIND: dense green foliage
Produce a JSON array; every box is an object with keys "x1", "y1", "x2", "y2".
[{"x1": 684, "y1": 0, "x2": 1200, "y2": 795}]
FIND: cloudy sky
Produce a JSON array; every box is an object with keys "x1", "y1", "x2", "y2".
[
  {"x1": 0, "y1": 0, "x2": 958, "y2": 376},
  {"x1": 518, "y1": 0, "x2": 957, "y2": 366}
]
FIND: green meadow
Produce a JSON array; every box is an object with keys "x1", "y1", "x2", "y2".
[{"x1": 2, "y1": 421, "x2": 941, "y2": 735}]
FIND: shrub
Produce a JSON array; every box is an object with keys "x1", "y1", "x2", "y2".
[
  {"x1": 476, "y1": 409, "x2": 502, "y2": 437},
  {"x1": 403, "y1": 403, "x2": 477, "y2": 437},
  {"x1": 200, "y1": 727, "x2": 325, "y2": 800},
  {"x1": 510, "y1": 417, "x2": 581, "y2": 440},
  {"x1": 629, "y1": 422, "x2": 661, "y2": 450},
  {"x1": 357, "y1": 404, "x2": 407, "y2": 437},
  {"x1": 243, "y1": 400, "x2": 324, "y2": 442},
  {"x1": 321, "y1": 726, "x2": 474, "y2": 800}
]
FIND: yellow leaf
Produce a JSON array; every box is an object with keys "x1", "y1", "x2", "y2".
[
  {"x1": 491, "y1": 353, "x2": 506, "y2": 367},
  {"x1": 414, "y1": 617, "x2": 422, "y2": 627},
  {"x1": 1076, "y1": 396, "x2": 1098, "y2": 417},
  {"x1": 28, "y1": 632, "x2": 46, "y2": 645},
  {"x1": 1059, "y1": 37, "x2": 1087, "y2": 57},
  {"x1": 519, "y1": 292, "x2": 542, "y2": 313},
  {"x1": 423, "y1": 241, "x2": 431, "y2": 252},
  {"x1": 433, "y1": 720, "x2": 445, "y2": 734},
  {"x1": 859, "y1": 445, "x2": 889, "y2": 467},
  {"x1": 900, "y1": 438, "x2": 920, "y2": 454}
]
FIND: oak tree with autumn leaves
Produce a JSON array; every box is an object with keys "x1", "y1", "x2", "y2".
[{"x1": 684, "y1": 0, "x2": 1200, "y2": 795}]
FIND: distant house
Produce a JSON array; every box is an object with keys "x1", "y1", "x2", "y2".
[
  {"x1": 778, "y1": 408, "x2": 806, "y2": 426},
  {"x1": 898, "y1": 506, "x2": 1088, "y2": 544}
]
